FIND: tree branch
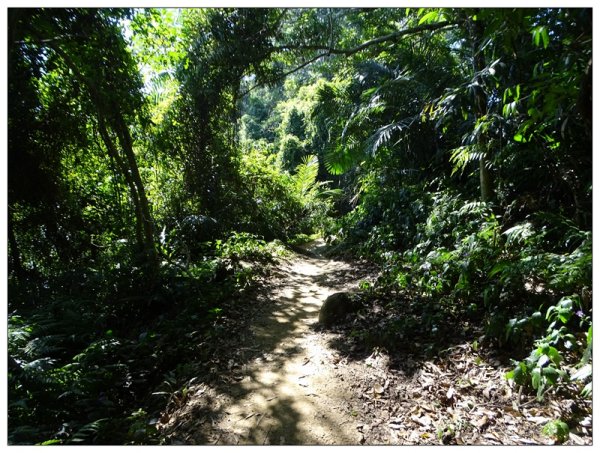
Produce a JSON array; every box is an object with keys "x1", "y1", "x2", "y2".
[
  {"x1": 14, "y1": 34, "x2": 86, "y2": 45},
  {"x1": 241, "y1": 51, "x2": 331, "y2": 97},
  {"x1": 271, "y1": 20, "x2": 458, "y2": 57},
  {"x1": 242, "y1": 20, "x2": 458, "y2": 97}
]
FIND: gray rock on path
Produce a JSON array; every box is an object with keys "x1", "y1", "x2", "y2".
[{"x1": 318, "y1": 292, "x2": 362, "y2": 327}]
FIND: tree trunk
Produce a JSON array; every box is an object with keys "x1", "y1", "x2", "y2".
[
  {"x1": 97, "y1": 114, "x2": 158, "y2": 273},
  {"x1": 479, "y1": 155, "x2": 494, "y2": 202},
  {"x1": 469, "y1": 14, "x2": 495, "y2": 202},
  {"x1": 97, "y1": 115, "x2": 145, "y2": 247},
  {"x1": 112, "y1": 117, "x2": 158, "y2": 270},
  {"x1": 7, "y1": 209, "x2": 26, "y2": 280},
  {"x1": 46, "y1": 41, "x2": 158, "y2": 274}
]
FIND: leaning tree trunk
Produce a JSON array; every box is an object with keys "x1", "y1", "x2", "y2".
[
  {"x1": 97, "y1": 115, "x2": 145, "y2": 247},
  {"x1": 112, "y1": 115, "x2": 158, "y2": 270},
  {"x1": 47, "y1": 42, "x2": 158, "y2": 274}
]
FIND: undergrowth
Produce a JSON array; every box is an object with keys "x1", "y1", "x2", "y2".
[
  {"x1": 328, "y1": 188, "x2": 592, "y2": 402},
  {"x1": 8, "y1": 233, "x2": 283, "y2": 445}
]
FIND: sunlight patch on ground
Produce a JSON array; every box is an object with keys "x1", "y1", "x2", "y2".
[
  {"x1": 160, "y1": 252, "x2": 366, "y2": 445},
  {"x1": 206, "y1": 255, "x2": 360, "y2": 444}
]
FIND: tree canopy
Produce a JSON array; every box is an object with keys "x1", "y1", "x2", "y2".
[{"x1": 6, "y1": 7, "x2": 592, "y2": 445}]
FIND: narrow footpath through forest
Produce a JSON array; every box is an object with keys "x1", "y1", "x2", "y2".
[
  {"x1": 158, "y1": 240, "x2": 374, "y2": 444},
  {"x1": 157, "y1": 241, "x2": 591, "y2": 446}
]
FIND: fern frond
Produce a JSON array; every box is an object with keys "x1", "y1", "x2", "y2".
[
  {"x1": 449, "y1": 145, "x2": 480, "y2": 176},
  {"x1": 293, "y1": 154, "x2": 319, "y2": 196},
  {"x1": 457, "y1": 200, "x2": 489, "y2": 216},
  {"x1": 69, "y1": 418, "x2": 109, "y2": 444},
  {"x1": 503, "y1": 222, "x2": 535, "y2": 246},
  {"x1": 316, "y1": 187, "x2": 343, "y2": 199},
  {"x1": 24, "y1": 335, "x2": 68, "y2": 358}
]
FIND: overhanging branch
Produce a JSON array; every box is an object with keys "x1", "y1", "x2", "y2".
[
  {"x1": 240, "y1": 51, "x2": 330, "y2": 97},
  {"x1": 271, "y1": 20, "x2": 458, "y2": 57},
  {"x1": 242, "y1": 20, "x2": 458, "y2": 96}
]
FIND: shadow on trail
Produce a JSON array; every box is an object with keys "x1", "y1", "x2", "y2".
[
  {"x1": 160, "y1": 241, "x2": 512, "y2": 445},
  {"x1": 162, "y1": 252, "x2": 362, "y2": 445},
  {"x1": 318, "y1": 289, "x2": 514, "y2": 380},
  {"x1": 298, "y1": 242, "x2": 514, "y2": 379}
]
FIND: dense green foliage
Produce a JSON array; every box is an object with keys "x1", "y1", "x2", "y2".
[{"x1": 7, "y1": 7, "x2": 591, "y2": 445}]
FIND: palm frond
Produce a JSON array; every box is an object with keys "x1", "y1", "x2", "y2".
[
  {"x1": 324, "y1": 137, "x2": 361, "y2": 176},
  {"x1": 365, "y1": 114, "x2": 419, "y2": 156},
  {"x1": 457, "y1": 200, "x2": 490, "y2": 216}
]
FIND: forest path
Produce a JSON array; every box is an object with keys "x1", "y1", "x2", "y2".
[
  {"x1": 157, "y1": 242, "x2": 592, "y2": 446},
  {"x1": 159, "y1": 240, "x2": 376, "y2": 445}
]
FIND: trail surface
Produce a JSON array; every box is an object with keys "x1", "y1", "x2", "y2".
[
  {"x1": 157, "y1": 241, "x2": 592, "y2": 446},
  {"x1": 159, "y1": 240, "x2": 376, "y2": 445}
]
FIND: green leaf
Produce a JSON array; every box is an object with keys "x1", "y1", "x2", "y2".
[
  {"x1": 418, "y1": 10, "x2": 440, "y2": 25},
  {"x1": 532, "y1": 28, "x2": 540, "y2": 47},
  {"x1": 531, "y1": 26, "x2": 550, "y2": 49},
  {"x1": 536, "y1": 354, "x2": 550, "y2": 368},
  {"x1": 506, "y1": 362, "x2": 526, "y2": 385},
  {"x1": 542, "y1": 366, "x2": 560, "y2": 385},
  {"x1": 488, "y1": 261, "x2": 509, "y2": 277},
  {"x1": 546, "y1": 346, "x2": 562, "y2": 366},
  {"x1": 581, "y1": 382, "x2": 592, "y2": 398},
  {"x1": 531, "y1": 367, "x2": 542, "y2": 389},
  {"x1": 38, "y1": 439, "x2": 62, "y2": 445},
  {"x1": 541, "y1": 420, "x2": 569, "y2": 443},
  {"x1": 503, "y1": 87, "x2": 512, "y2": 104},
  {"x1": 541, "y1": 28, "x2": 550, "y2": 49}
]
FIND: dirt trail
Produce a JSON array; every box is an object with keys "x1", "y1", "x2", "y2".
[
  {"x1": 159, "y1": 240, "x2": 376, "y2": 445},
  {"x1": 157, "y1": 241, "x2": 592, "y2": 446}
]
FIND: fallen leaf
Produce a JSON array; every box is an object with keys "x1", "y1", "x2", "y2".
[
  {"x1": 580, "y1": 416, "x2": 592, "y2": 427},
  {"x1": 389, "y1": 421, "x2": 404, "y2": 430},
  {"x1": 194, "y1": 386, "x2": 206, "y2": 396},
  {"x1": 503, "y1": 404, "x2": 521, "y2": 417},
  {"x1": 526, "y1": 416, "x2": 550, "y2": 425},
  {"x1": 408, "y1": 431, "x2": 420, "y2": 442},
  {"x1": 411, "y1": 414, "x2": 432, "y2": 427},
  {"x1": 569, "y1": 433, "x2": 586, "y2": 445},
  {"x1": 514, "y1": 437, "x2": 538, "y2": 445},
  {"x1": 409, "y1": 405, "x2": 422, "y2": 415},
  {"x1": 474, "y1": 415, "x2": 489, "y2": 429},
  {"x1": 483, "y1": 432, "x2": 500, "y2": 443},
  {"x1": 483, "y1": 386, "x2": 494, "y2": 399}
]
